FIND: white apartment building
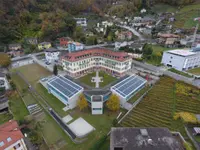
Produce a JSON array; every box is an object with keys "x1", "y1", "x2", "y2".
[
  {"x1": 162, "y1": 49, "x2": 200, "y2": 71},
  {"x1": 61, "y1": 48, "x2": 132, "y2": 77},
  {"x1": 45, "y1": 48, "x2": 60, "y2": 63}
]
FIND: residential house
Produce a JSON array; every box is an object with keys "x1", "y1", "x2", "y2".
[
  {"x1": 74, "y1": 18, "x2": 87, "y2": 27},
  {"x1": 45, "y1": 48, "x2": 60, "y2": 63},
  {"x1": 38, "y1": 42, "x2": 51, "y2": 50},
  {"x1": 117, "y1": 31, "x2": 133, "y2": 41},
  {"x1": 158, "y1": 33, "x2": 180, "y2": 47},
  {"x1": 0, "y1": 88, "x2": 8, "y2": 112},
  {"x1": 8, "y1": 44, "x2": 21, "y2": 51},
  {"x1": 68, "y1": 42, "x2": 84, "y2": 52},
  {"x1": 165, "y1": 38, "x2": 179, "y2": 48},
  {"x1": 0, "y1": 120, "x2": 27, "y2": 150},
  {"x1": 110, "y1": 127, "x2": 183, "y2": 150},
  {"x1": 0, "y1": 73, "x2": 9, "y2": 90},
  {"x1": 24, "y1": 38, "x2": 38, "y2": 45},
  {"x1": 58, "y1": 37, "x2": 72, "y2": 47},
  {"x1": 115, "y1": 41, "x2": 128, "y2": 50}
]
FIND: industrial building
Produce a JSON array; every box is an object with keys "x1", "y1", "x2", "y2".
[{"x1": 161, "y1": 49, "x2": 200, "y2": 71}]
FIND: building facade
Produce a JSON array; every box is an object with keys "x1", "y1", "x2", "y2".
[
  {"x1": 61, "y1": 48, "x2": 132, "y2": 77},
  {"x1": 0, "y1": 73, "x2": 9, "y2": 90},
  {"x1": 161, "y1": 49, "x2": 200, "y2": 71},
  {"x1": 68, "y1": 42, "x2": 84, "y2": 52},
  {"x1": 8, "y1": 44, "x2": 21, "y2": 51},
  {"x1": 0, "y1": 120, "x2": 27, "y2": 150},
  {"x1": 45, "y1": 48, "x2": 60, "y2": 63},
  {"x1": 38, "y1": 42, "x2": 51, "y2": 50}
]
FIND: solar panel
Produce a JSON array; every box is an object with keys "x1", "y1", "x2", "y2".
[
  {"x1": 48, "y1": 76, "x2": 83, "y2": 98},
  {"x1": 111, "y1": 75, "x2": 146, "y2": 99}
]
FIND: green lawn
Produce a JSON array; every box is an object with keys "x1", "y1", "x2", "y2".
[
  {"x1": 187, "y1": 67, "x2": 200, "y2": 76},
  {"x1": 169, "y1": 68, "x2": 193, "y2": 78},
  {"x1": 9, "y1": 92, "x2": 29, "y2": 121},
  {"x1": 12, "y1": 63, "x2": 52, "y2": 85},
  {"x1": 79, "y1": 71, "x2": 117, "y2": 88},
  {"x1": 0, "y1": 113, "x2": 13, "y2": 125},
  {"x1": 195, "y1": 136, "x2": 200, "y2": 143}
]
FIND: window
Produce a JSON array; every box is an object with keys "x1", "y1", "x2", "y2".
[
  {"x1": 14, "y1": 143, "x2": 21, "y2": 149},
  {"x1": 170, "y1": 56, "x2": 173, "y2": 59},
  {"x1": 0, "y1": 141, "x2": 4, "y2": 147},
  {"x1": 7, "y1": 137, "x2": 12, "y2": 142}
]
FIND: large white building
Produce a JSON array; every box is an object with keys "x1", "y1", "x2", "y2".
[
  {"x1": 161, "y1": 49, "x2": 200, "y2": 71},
  {"x1": 61, "y1": 48, "x2": 132, "y2": 77}
]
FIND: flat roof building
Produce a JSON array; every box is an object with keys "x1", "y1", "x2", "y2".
[
  {"x1": 47, "y1": 75, "x2": 83, "y2": 109},
  {"x1": 111, "y1": 75, "x2": 146, "y2": 107},
  {"x1": 61, "y1": 48, "x2": 132, "y2": 77},
  {"x1": 161, "y1": 49, "x2": 200, "y2": 71},
  {"x1": 110, "y1": 127, "x2": 184, "y2": 150}
]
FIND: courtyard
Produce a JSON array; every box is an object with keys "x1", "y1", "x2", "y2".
[{"x1": 78, "y1": 71, "x2": 118, "y2": 88}]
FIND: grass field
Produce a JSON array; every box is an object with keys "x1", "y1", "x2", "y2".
[
  {"x1": 9, "y1": 91, "x2": 29, "y2": 121},
  {"x1": 12, "y1": 63, "x2": 52, "y2": 85},
  {"x1": 79, "y1": 71, "x2": 117, "y2": 88},
  {"x1": 187, "y1": 67, "x2": 200, "y2": 75},
  {"x1": 169, "y1": 68, "x2": 193, "y2": 78},
  {"x1": 120, "y1": 76, "x2": 200, "y2": 148}
]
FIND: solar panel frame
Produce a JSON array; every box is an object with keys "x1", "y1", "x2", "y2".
[
  {"x1": 111, "y1": 75, "x2": 146, "y2": 99},
  {"x1": 48, "y1": 76, "x2": 83, "y2": 99}
]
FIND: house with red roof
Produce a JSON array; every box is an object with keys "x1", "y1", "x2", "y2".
[
  {"x1": 61, "y1": 48, "x2": 132, "y2": 77},
  {"x1": 117, "y1": 31, "x2": 133, "y2": 41},
  {"x1": 0, "y1": 120, "x2": 27, "y2": 150}
]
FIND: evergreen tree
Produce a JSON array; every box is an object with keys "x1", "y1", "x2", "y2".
[{"x1": 53, "y1": 64, "x2": 58, "y2": 76}]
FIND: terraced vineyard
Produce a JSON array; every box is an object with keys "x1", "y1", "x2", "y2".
[{"x1": 121, "y1": 76, "x2": 200, "y2": 134}]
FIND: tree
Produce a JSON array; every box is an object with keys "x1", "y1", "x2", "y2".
[
  {"x1": 53, "y1": 65, "x2": 58, "y2": 76},
  {"x1": 142, "y1": 43, "x2": 153, "y2": 60},
  {"x1": 77, "y1": 94, "x2": 88, "y2": 111},
  {"x1": 0, "y1": 53, "x2": 11, "y2": 68},
  {"x1": 106, "y1": 94, "x2": 120, "y2": 111}
]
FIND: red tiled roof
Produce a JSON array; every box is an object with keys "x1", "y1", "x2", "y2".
[
  {"x1": 158, "y1": 33, "x2": 180, "y2": 38},
  {"x1": 62, "y1": 48, "x2": 131, "y2": 62},
  {"x1": 0, "y1": 120, "x2": 24, "y2": 150}
]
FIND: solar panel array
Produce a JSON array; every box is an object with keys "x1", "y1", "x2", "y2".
[
  {"x1": 48, "y1": 75, "x2": 83, "y2": 98},
  {"x1": 111, "y1": 75, "x2": 146, "y2": 98}
]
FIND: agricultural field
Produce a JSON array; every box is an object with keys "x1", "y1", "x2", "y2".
[
  {"x1": 152, "y1": 4, "x2": 177, "y2": 13},
  {"x1": 120, "y1": 76, "x2": 200, "y2": 147}
]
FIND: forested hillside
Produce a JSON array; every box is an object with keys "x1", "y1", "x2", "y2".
[{"x1": 0, "y1": 0, "x2": 196, "y2": 45}]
